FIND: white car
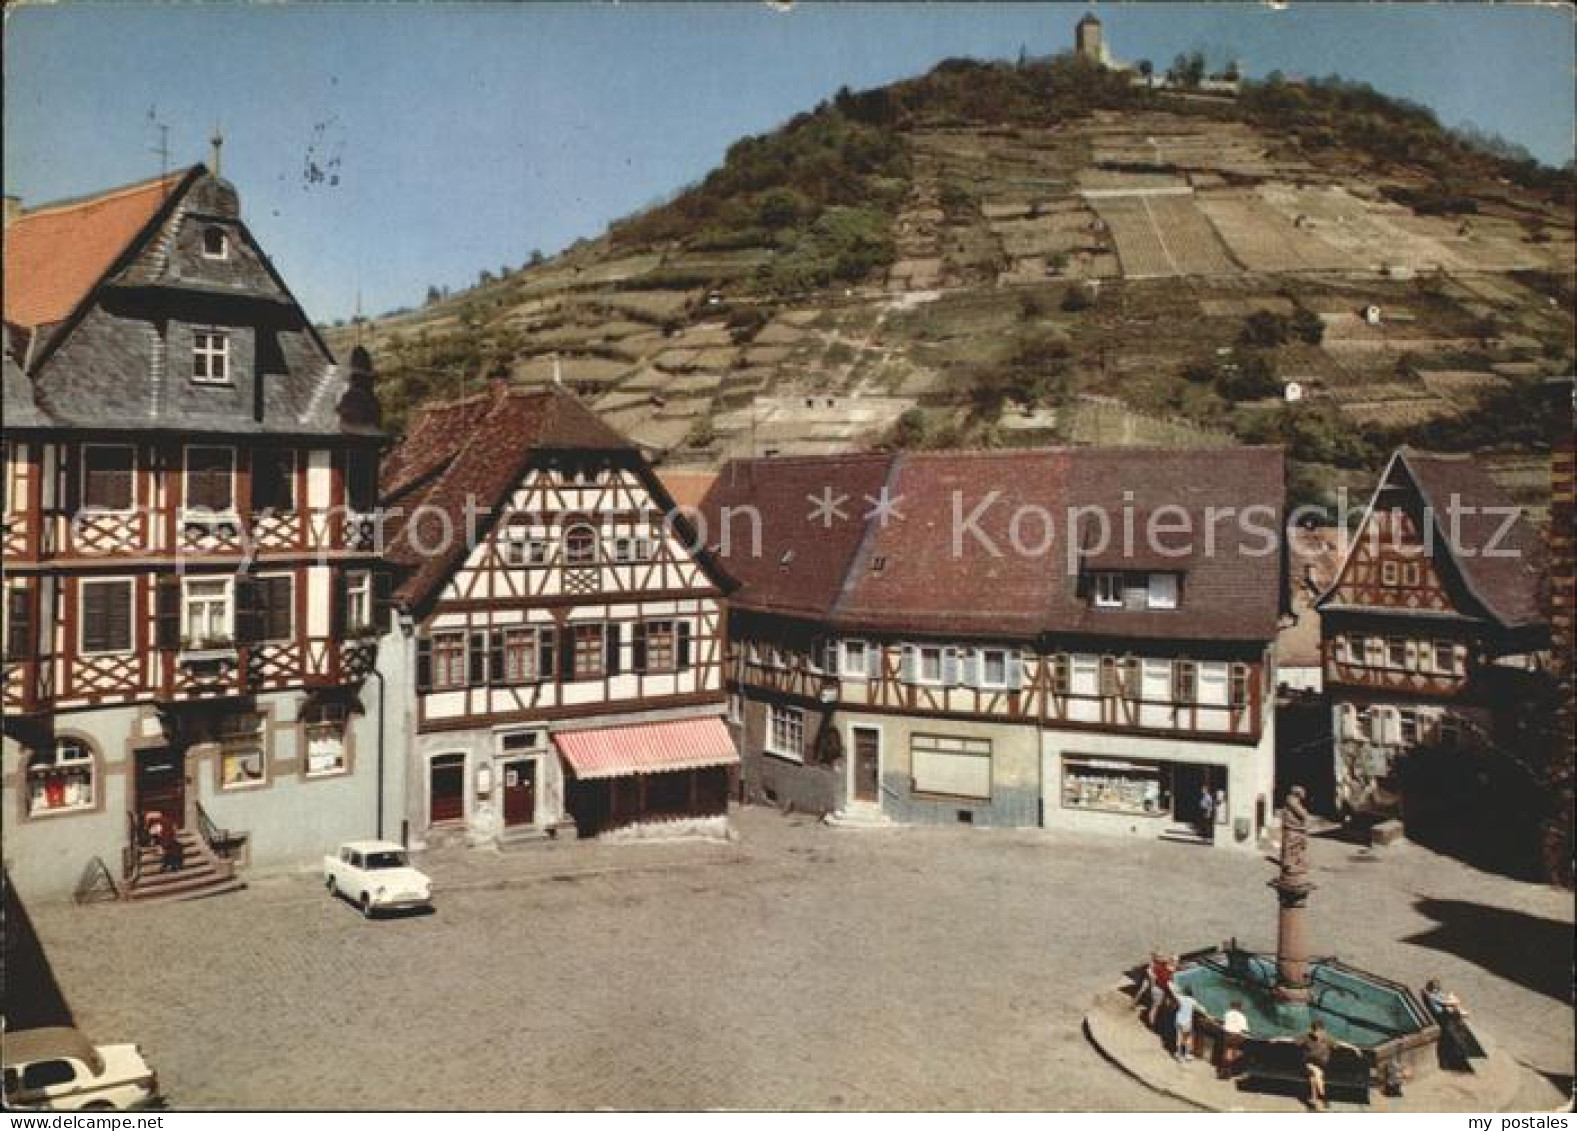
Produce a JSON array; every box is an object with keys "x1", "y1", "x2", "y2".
[
  {"x1": 2, "y1": 1026, "x2": 159, "y2": 1111},
  {"x1": 323, "y1": 840, "x2": 433, "y2": 918}
]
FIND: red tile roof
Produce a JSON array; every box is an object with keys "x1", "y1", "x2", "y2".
[
  {"x1": 554, "y1": 716, "x2": 739, "y2": 780},
  {"x1": 704, "y1": 446, "x2": 1286, "y2": 643},
  {"x1": 381, "y1": 385, "x2": 641, "y2": 610},
  {"x1": 3, "y1": 170, "x2": 188, "y2": 332}
]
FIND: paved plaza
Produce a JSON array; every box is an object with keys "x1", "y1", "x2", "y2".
[{"x1": 24, "y1": 808, "x2": 1574, "y2": 1110}]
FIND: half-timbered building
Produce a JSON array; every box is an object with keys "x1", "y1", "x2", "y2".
[
  {"x1": 1, "y1": 161, "x2": 390, "y2": 901},
  {"x1": 702, "y1": 447, "x2": 1285, "y2": 849},
  {"x1": 1317, "y1": 449, "x2": 1548, "y2": 816},
  {"x1": 379, "y1": 384, "x2": 737, "y2": 847}
]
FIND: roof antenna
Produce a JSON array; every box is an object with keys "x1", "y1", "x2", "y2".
[
  {"x1": 209, "y1": 125, "x2": 224, "y2": 178},
  {"x1": 147, "y1": 108, "x2": 170, "y2": 193},
  {"x1": 354, "y1": 286, "x2": 364, "y2": 348}
]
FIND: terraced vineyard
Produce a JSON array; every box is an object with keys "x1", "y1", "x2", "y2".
[{"x1": 328, "y1": 60, "x2": 1574, "y2": 505}]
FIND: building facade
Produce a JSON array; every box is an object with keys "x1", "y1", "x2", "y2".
[
  {"x1": 703, "y1": 448, "x2": 1285, "y2": 849},
  {"x1": 379, "y1": 385, "x2": 738, "y2": 849},
  {"x1": 1318, "y1": 449, "x2": 1549, "y2": 817},
  {"x1": 1, "y1": 163, "x2": 393, "y2": 901}
]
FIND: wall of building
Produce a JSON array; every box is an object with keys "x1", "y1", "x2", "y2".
[
  {"x1": 856, "y1": 711, "x2": 1042, "y2": 828},
  {"x1": 3, "y1": 682, "x2": 393, "y2": 902},
  {"x1": 1039, "y1": 712, "x2": 1275, "y2": 849},
  {"x1": 734, "y1": 693, "x2": 840, "y2": 816}
]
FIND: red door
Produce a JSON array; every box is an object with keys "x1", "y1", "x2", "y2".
[
  {"x1": 429, "y1": 755, "x2": 465, "y2": 824},
  {"x1": 502, "y1": 760, "x2": 536, "y2": 827},
  {"x1": 136, "y1": 749, "x2": 185, "y2": 832}
]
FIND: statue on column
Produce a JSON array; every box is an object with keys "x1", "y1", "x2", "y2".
[{"x1": 1282, "y1": 784, "x2": 1311, "y2": 876}]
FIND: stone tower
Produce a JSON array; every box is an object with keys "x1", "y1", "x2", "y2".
[{"x1": 1076, "y1": 12, "x2": 1104, "y2": 65}]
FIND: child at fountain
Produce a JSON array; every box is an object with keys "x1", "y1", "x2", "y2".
[
  {"x1": 1299, "y1": 1020, "x2": 1333, "y2": 1111},
  {"x1": 1171, "y1": 987, "x2": 1201, "y2": 1062}
]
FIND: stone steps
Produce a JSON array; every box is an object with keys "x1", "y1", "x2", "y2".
[{"x1": 126, "y1": 831, "x2": 245, "y2": 903}]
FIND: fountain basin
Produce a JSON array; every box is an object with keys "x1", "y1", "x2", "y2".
[{"x1": 1172, "y1": 948, "x2": 1441, "y2": 1075}]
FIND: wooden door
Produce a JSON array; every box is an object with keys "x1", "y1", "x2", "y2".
[
  {"x1": 136, "y1": 749, "x2": 185, "y2": 830},
  {"x1": 502, "y1": 759, "x2": 536, "y2": 827},
  {"x1": 429, "y1": 754, "x2": 465, "y2": 824},
  {"x1": 853, "y1": 727, "x2": 880, "y2": 803}
]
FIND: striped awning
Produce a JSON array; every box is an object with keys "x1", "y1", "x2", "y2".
[{"x1": 553, "y1": 717, "x2": 739, "y2": 781}]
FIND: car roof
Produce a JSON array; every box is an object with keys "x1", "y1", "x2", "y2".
[
  {"x1": 340, "y1": 840, "x2": 406, "y2": 853},
  {"x1": 2, "y1": 1027, "x2": 102, "y2": 1070}
]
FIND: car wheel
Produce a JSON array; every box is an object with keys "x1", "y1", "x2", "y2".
[
  {"x1": 82, "y1": 1102, "x2": 115, "y2": 1111},
  {"x1": 359, "y1": 893, "x2": 374, "y2": 919}
]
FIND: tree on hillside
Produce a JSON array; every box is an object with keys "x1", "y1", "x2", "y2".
[
  {"x1": 1169, "y1": 51, "x2": 1206, "y2": 88},
  {"x1": 424, "y1": 285, "x2": 443, "y2": 306}
]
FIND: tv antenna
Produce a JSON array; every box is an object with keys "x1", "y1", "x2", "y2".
[{"x1": 146, "y1": 108, "x2": 171, "y2": 193}]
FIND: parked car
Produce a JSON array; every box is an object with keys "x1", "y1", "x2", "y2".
[
  {"x1": 323, "y1": 840, "x2": 433, "y2": 918},
  {"x1": 2, "y1": 1026, "x2": 159, "y2": 1111}
]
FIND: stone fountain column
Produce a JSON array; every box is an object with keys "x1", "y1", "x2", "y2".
[{"x1": 1270, "y1": 785, "x2": 1317, "y2": 1004}]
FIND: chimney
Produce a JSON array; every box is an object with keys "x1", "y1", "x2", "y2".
[
  {"x1": 3, "y1": 196, "x2": 21, "y2": 227},
  {"x1": 209, "y1": 130, "x2": 224, "y2": 178},
  {"x1": 336, "y1": 346, "x2": 383, "y2": 431}
]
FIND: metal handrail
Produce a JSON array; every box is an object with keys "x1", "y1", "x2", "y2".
[
  {"x1": 195, "y1": 800, "x2": 234, "y2": 860},
  {"x1": 124, "y1": 810, "x2": 143, "y2": 885}
]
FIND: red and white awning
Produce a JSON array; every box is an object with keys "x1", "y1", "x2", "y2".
[{"x1": 554, "y1": 717, "x2": 739, "y2": 780}]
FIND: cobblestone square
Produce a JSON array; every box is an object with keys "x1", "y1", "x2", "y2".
[{"x1": 25, "y1": 808, "x2": 1574, "y2": 1110}]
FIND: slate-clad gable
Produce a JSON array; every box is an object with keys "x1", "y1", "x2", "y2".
[{"x1": 6, "y1": 165, "x2": 371, "y2": 439}]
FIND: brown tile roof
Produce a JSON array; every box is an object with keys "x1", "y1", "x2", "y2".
[
  {"x1": 381, "y1": 385, "x2": 641, "y2": 610},
  {"x1": 1399, "y1": 450, "x2": 1547, "y2": 631},
  {"x1": 699, "y1": 453, "x2": 897, "y2": 621},
  {"x1": 704, "y1": 446, "x2": 1286, "y2": 643},
  {"x1": 3, "y1": 170, "x2": 189, "y2": 332}
]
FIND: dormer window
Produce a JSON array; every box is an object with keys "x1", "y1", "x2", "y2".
[
  {"x1": 565, "y1": 525, "x2": 598, "y2": 566},
  {"x1": 193, "y1": 329, "x2": 230, "y2": 384},
  {"x1": 1147, "y1": 572, "x2": 1179, "y2": 610},
  {"x1": 202, "y1": 226, "x2": 229, "y2": 259},
  {"x1": 1091, "y1": 570, "x2": 1179, "y2": 610}
]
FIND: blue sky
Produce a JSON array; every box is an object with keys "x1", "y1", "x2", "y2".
[{"x1": 6, "y1": 2, "x2": 1574, "y2": 323}]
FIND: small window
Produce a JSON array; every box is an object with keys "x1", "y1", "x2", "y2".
[
  {"x1": 1399, "y1": 708, "x2": 1419, "y2": 746},
  {"x1": 503, "y1": 627, "x2": 539, "y2": 683},
  {"x1": 1380, "y1": 560, "x2": 1400, "y2": 586},
  {"x1": 27, "y1": 740, "x2": 95, "y2": 816},
  {"x1": 870, "y1": 555, "x2": 888, "y2": 574},
  {"x1": 192, "y1": 329, "x2": 230, "y2": 384},
  {"x1": 642, "y1": 620, "x2": 678, "y2": 673},
  {"x1": 185, "y1": 446, "x2": 235, "y2": 512},
  {"x1": 1093, "y1": 572, "x2": 1123, "y2": 608},
  {"x1": 1099, "y1": 656, "x2": 1119, "y2": 697},
  {"x1": 431, "y1": 631, "x2": 467, "y2": 689},
  {"x1": 571, "y1": 623, "x2": 605, "y2": 679},
  {"x1": 1433, "y1": 640, "x2": 1456, "y2": 675},
  {"x1": 500, "y1": 729, "x2": 543, "y2": 753},
  {"x1": 183, "y1": 577, "x2": 232, "y2": 647},
  {"x1": 767, "y1": 704, "x2": 806, "y2": 761},
  {"x1": 220, "y1": 747, "x2": 265, "y2": 789},
  {"x1": 82, "y1": 445, "x2": 135, "y2": 511},
  {"x1": 1229, "y1": 663, "x2": 1251, "y2": 707},
  {"x1": 80, "y1": 579, "x2": 133, "y2": 655},
  {"x1": 979, "y1": 648, "x2": 1009, "y2": 689},
  {"x1": 1173, "y1": 660, "x2": 1197, "y2": 704},
  {"x1": 842, "y1": 640, "x2": 869, "y2": 679},
  {"x1": 1121, "y1": 657, "x2": 1141, "y2": 702},
  {"x1": 565, "y1": 525, "x2": 598, "y2": 566},
  {"x1": 1401, "y1": 561, "x2": 1421, "y2": 587},
  {"x1": 1147, "y1": 573, "x2": 1179, "y2": 610},
  {"x1": 918, "y1": 645, "x2": 945, "y2": 685},
  {"x1": 251, "y1": 449, "x2": 296, "y2": 513},
  {"x1": 345, "y1": 571, "x2": 372, "y2": 634},
  {"x1": 1387, "y1": 638, "x2": 1408, "y2": 669},
  {"x1": 303, "y1": 700, "x2": 350, "y2": 776},
  {"x1": 202, "y1": 226, "x2": 229, "y2": 259}
]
